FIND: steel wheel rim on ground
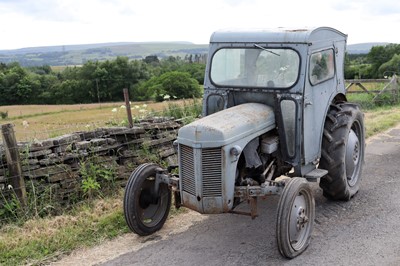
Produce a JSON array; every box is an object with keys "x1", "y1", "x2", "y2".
[
  {"x1": 137, "y1": 176, "x2": 170, "y2": 228},
  {"x1": 289, "y1": 193, "x2": 311, "y2": 250},
  {"x1": 346, "y1": 123, "x2": 362, "y2": 187}
]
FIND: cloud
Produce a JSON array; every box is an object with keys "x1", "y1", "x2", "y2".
[
  {"x1": 1, "y1": 0, "x2": 400, "y2": 49},
  {"x1": 331, "y1": 0, "x2": 400, "y2": 16},
  {"x1": 0, "y1": 0, "x2": 78, "y2": 22},
  {"x1": 223, "y1": 0, "x2": 257, "y2": 7}
]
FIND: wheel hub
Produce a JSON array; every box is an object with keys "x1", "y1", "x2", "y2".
[
  {"x1": 296, "y1": 207, "x2": 309, "y2": 231},
  {"x1": 346, "y1": 129, "x2": 360, "y2": 186},
  {"x1": 290, "y1": 195, "x2": 310, "y2": 244}
]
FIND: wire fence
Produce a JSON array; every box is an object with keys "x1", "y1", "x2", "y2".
[{"x1": 345, "y1": 75, "x2": 399, "y2": 107}]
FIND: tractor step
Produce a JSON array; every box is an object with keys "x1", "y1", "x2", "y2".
[{"x1": 305, "y1": 169, "x2": 328, "y2": 182}]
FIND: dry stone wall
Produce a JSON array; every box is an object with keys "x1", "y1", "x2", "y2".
[{"x1": 0, "y1": 117, "x2": 181, "y2": 208}]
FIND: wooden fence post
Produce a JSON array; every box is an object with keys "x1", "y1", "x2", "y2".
[
  {"x1": 123, "y1": 88, "x2": 134, "y2": 128},
  {"x1": 393, "y1": 74, "x2": 399, "y2": 104},
  {"x1": 1, "y1": 123, "x2": 27, "y2": 206},
  {"x1": 372, "y1": 75, "x2": 398, "y2": 103}
]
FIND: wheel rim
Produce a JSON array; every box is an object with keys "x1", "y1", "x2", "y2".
[
  {"x1": 346, "y1": 126, "x2": 361, "y2": 187},
  {"x1": 289, "y1": 191, "x2": 311, "y2": 250},
  {"x1": 138, "y1": 176, "x2": 169, "y2": 227}
]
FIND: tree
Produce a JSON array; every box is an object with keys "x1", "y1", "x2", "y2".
[
  {"x1": 368, "y1": 44, "x2": 400, "y2": 78},
  {"x1": 0, "y1": 63, "x2": 38, "y2": 105},
  {"x1": 378, "y1": 54, "x2": 400, "y2": 76},
  {"x1": 137, "y1": 71, "x2": 201, "y2": 102},
  {"x1": 143, "y1": 55, "x2": 160, "y2": 65},
  {"x1": 159, "y1": 71, "x2": 201, "y2": 99}
]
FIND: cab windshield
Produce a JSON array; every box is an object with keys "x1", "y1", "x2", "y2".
[{"x1": 210, "y1": 47, "x2": 300, "y2": 88}]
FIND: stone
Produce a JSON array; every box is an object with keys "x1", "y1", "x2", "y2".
[
  {"x1": 39, "y1": 157, "x2": 62, "y2": 166},
  {"x1": 28, "y1": 139, "x2": 55, "y2": 152},
  {"x1": 28, "y1": 149, "x2": 52, "y2": 158},
  {"x1": 75, "y1": 140, "x2": 91, "y2": 150},
  {"x1": 22, "y1": 164, "x2": 41, "y2": 172},
  {"x1": 144, "y1": 135, "x2": 176, "y2": 147},
  {"x1": 105, "y1": 138, "x2": 117, "y2": 145},
  {"x1": 77, "y1": 129, "x2": 107, "y2": 140},
  {"x1": 159, "y1": 147, "x2": 176, "y2": 158},
  {"x1": 165, "y1": 154, "x2": 178, "y2": 166},
  {"x1": 53, "y1": 144, "x2": 73, "y2": 153},
  {"x1": 47, "y1": 173, "x2": 68, "y2": 183},
  {"x1": 51, "y1": 133, "x2": 81, "y2": 146},
  {"x1": 90, "y1": 138, "x2": 107, "y2": 147},
  {"x1": 25, "y1": 164, "x2": 72, "y2": 179},
  {"x1": 111, "y1": 126, "x2": 145, "y2": 135},
  {"x1": 26, "y1": 158, "x2": 39, "y2": 165}
]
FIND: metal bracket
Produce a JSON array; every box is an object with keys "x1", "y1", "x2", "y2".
[
  {"x1": 155, "y1": 169, "x2": 180, "y2": 195},
  {"x1": 230, "y1": 184, "x2": 283, "y2": 219}
]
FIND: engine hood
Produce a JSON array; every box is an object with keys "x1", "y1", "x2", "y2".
[{"x1": 177, "y1": 103, "x2": 275, "y2": 147}]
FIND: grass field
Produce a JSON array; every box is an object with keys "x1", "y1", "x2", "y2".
[{"x1": 0, "y1": 100, "x2": 193, "y2": 141}]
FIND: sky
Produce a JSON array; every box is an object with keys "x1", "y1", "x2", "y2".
[{"x1": 1, "y1": 0, "x2": 400, "y2": 50}]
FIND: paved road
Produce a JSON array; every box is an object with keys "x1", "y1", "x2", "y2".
[{"x1": 101, "y1": 126, "x2": 400, "y2": 266}]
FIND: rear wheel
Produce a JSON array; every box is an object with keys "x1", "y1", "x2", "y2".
[
  {"x1": 276, "y1": 177, "x2": 315, "y2": 259},
  {"x1": 123, "y1": 163, "x2": 171, "y2": 236},
  {"x1": 319, "y1": 103, "x2": 365, "y2": 200}
]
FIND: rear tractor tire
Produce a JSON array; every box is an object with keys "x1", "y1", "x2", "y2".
[
  {"x1": 123, "y1": 163, "x2": 171, "y2": 236},
  {"x1": 319, "y1": 103, "x2": 365, "y2": 200}
]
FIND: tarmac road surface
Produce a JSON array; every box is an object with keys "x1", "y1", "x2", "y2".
[{"x1": 100, "y1": 126, "x2": 400, "y2": 266}]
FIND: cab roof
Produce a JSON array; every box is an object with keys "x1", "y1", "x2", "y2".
[{"x1": 210, "y1": 27, "x2": 347, "y2": 44}]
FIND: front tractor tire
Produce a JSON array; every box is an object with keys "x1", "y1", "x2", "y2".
[
  {"x1": 319, "y1": 103, "x2": 365, "y2": 201},
  {"x1": 124, "y1": 163, "x2": 171, "y2": 236},
  {"x1": 276, "y1": 177, "x2": 315, "y2": 259}
]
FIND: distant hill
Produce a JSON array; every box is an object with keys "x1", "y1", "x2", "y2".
[
  {"x1": 347, "y1": 42, "x2": 389, "y2": 54},
  {"x1": 0, "y1": 41, "x2": 392, "y2": 67},
  {"x1": 0, "y1": 42, "x2": 209, "y2": 67}
]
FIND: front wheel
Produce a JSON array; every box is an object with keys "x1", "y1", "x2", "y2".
[
  {"x1": 123, "y1": 163, "x2": 171, "y2": 236},
  {"x1": 276, "y1": 177, "x2": 315, "y2": 259}
]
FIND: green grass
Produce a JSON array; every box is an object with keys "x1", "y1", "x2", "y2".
[
  {"x1": 0, "y1": 194, "x2": 128, "y2": 265},
  {"x1": 364, "y1": 105, "x2": 400, "y2": 138},
  {"x1": 0, "y1": 190, "x2": 186, "y2": 265},
  {"x1": 348, "y1": 90, "x2": 400, "y2": 137}
]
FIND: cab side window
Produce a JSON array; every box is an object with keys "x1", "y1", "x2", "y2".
[{"x1": 309, "y1": 49, "x2": 335, "y2": 85}]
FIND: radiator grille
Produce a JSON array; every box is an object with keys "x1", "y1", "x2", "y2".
[
  {"x1": 202, "y1": 148, "x2": 222, "y2": 197},
  {"x1": 180, "y1": 145, "x2": 195, "y2": 196},
  {"x1": 180, "y1": 145, "x2": 222, "y2": 197}
]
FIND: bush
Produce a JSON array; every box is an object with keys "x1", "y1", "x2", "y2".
[
  {"x1": 347, "y1": 93, "x2": 376, "y2": 109},
  {"x1": 162, "y1": 98, "x2": 202, "y2": 124},
  {"x1": 0, "y1": 111, "x2": 8, "y2": 119}
]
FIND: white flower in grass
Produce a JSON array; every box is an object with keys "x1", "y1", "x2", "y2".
[
  {"x1": 7, "y1": 184, "x2": 13, "y2": 190},
  {"x1": 139, "y1": 109, "x2": 146, "y2": 113},
  {"x1": 120, "y1": 105, "x2": 126, "y2": 109},
  {"x1": 22, "y1": 120, "x2": 29, "y2": 128},
  {"x1": 163, "y1": 94, "x2": 171, "y2": 100},
  {"x1": 142, "y1": 104, "x2": 147, "y2": 108},
  {"x1": 111, "y1": 108, "x2": 117, "y2": 113},
  {"x1": 134, "y1": 105, "x2": 140, "y2": 109}
]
